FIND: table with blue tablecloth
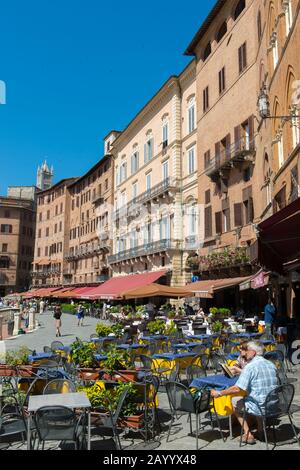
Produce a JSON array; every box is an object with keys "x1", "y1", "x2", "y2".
[
  {"x1": 190, "y1": 374, "x2": 245, "y2": 417},
  {"x1": 152, "y1": 351, "x2": 198, "y2": 372},
  {"x1": 233, "y1": 333, "x2": 262, "y2": 339},
  {"x1": 28, "y1": 352, "x2": 56, "y2": 362},
  {"x1": 141, "y1": 335, "x2": 168, "y2": 341},
  {"x1": 91, "y1": 337, "x2": 117, "y2": 344}
]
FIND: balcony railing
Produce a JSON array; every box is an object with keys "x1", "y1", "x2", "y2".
[
  {"x1": 205, "y1": 136, "x2": 256, "y2": 179},
  {"x1": 95, "y1": 274, "x2": 109, "y2": 283},
  {"x1": 114, "y1": 177, "x2": 180, "y2": 220},
  {"x1": 31, "y1": 269, "x2": 61, "y2": 278},
  {"x1": 92, "y1": 192, "x2": 104, "y2": 204},
  {"x1": 108, "y1": 239, "x2": 179, "y2": 264}
]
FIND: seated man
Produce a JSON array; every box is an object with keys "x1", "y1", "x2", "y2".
[{"x1": 211, "y1": 341, "x2": 278, "y2": 444}]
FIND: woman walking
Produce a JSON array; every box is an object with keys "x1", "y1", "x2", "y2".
[
  {"x1": 53, "y1": 305, "x2": 62, "y2": 337},
  {"x1": 77, "y1": 304, "x2": 85, "y2": 326}
]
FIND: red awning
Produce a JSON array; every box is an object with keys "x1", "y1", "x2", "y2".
[
  {"x1": 81, "y1": 271, "x2": 168, "y2": 300},
  {"x1": 71, "y1": 287, "x2": 98, "y2": 299},
  {"x1": 258, "y1": 198, "x2": 300, "y2": 273},
  {"x1": 34, "y1": 287, "x2": 62, "y2": 298}
]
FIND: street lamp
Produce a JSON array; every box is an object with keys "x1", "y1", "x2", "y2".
[{"x1": 258, "y1": 85, "x2": 300, "y2": 120}]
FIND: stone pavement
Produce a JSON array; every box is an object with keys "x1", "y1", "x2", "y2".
[{"x1": 4, "y1": 310, "x2": 107, "y2": 351}]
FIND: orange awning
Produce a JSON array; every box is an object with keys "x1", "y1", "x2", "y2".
[
  {"x1": 34, "y1": 259, "x2": 51, "y2": 266},
  {"x1": 81, "y1": 270, "x2": 168, "y2": 300},
  {"x1": 186, "y1": 275, "x2": 252, "y2": 298},
  {"x1": 121, "y1": 283, "x2": 193, "y2": 299}
]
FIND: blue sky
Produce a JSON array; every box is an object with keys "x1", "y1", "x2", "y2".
[{"x1": 0, "y1": 0, "x2": 215, "y2": 195}]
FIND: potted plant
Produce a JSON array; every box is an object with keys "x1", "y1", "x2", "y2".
[
  {"x1": 95, "y1": 323, "x2": 113, "y2": 337},
  {"x1": 70, "y1": 339, "x2": 102, "y2": 380},
  {"x1": 147, "y1": 320, "x2": 166, "y2": 336},
  {"x1": 5, "y1": 347, "x2": 35, "y2": 377},
  {"x1": 211, "y1": 320, "x2": 224, "y2": 334},
  {"x1": 102, "y1": 346, "x2": 139, "y2": 382}
]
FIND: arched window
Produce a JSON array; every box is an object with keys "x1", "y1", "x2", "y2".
[
  {"x1": 203, "y1": 42, "x2": 211, "y2": 61},
  {"x1": 284, "y1": 0, "x2": 293, "y2": 36},
  {"x1": 234, "y1": 0, "x2": 246, "y2": 20},
  {"x1": 216, "y1": 22, "x2": 227, "y2": 43},
  {"x1": 257, "y1": 10, "x2": 262, "y2": 41}
]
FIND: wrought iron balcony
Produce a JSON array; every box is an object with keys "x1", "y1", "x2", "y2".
[
  {"x1": 114, "y1": 177, "x2": 180, "y2": 220},
  {"x1": 92, "y1": 192, "x2": 104, "y2": 204},
  {"x1": 95, "y1": 274, "x2": 109, "y2": 283},
  {"x1": 31, "y1": 269, "x2": 61, "y2": 278},
  {"x1": 205, "y1": 136, "x2": 256, "y2": 180},
  {"x1": 108, "y1": 239, "x2": 179, "y2": 264}
]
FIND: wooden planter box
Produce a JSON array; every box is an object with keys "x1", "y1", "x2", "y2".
[
  {"x1": 76, "y1": 368, "x2": 102, "y2": 380},
  {"x1": 119, "y1": 413, "x2": 144, "y2": 429},
  {"x1": 102, "y1": 370, "x2": 140, "y2": 383},
  {"x1": 0, "y1": 365, "x2": 16, "y2": 377},
  {"x1": 17, "y1": 365, "x2": 37, "y2": 377}
]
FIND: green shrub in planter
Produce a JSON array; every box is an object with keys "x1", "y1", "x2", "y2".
[
  {"x1": 111, "y1": 323, "x2": 124, "y2": 338},
  {"x1": 211, "y1": 320, "x2": 223, "y2": 333},
  {"x1": 147, "y1": 320, "x2": 166, "y2": 335},
  {"x1": 218, "y1": 308, "x2": 231, "y2": 317},
  {"x1": 6, "y1": 347, "x2": 31, "y2": 366},
  {"x1": 69, "y1": 339, "x2": 98, "y2": 368},
  {"x1": 95, "y1": 323, "x2": 113, "y2": 337}
]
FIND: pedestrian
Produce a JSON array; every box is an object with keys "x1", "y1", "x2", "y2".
[
  {"x1": 264, "y1": 297, "x2": 276, "y2": 335},
  {"x1": 53, "y1": 305, "x2": 62, "y2": 337},
  {"x1": 39, "y1": 299, "x2": 45, "y2": 314},
  {"x1": 23, "y1": 308, "x2": 29, "y2": 329},
  {"x1": 77, "y1": 304, "x2": 85, "y2": 326}
]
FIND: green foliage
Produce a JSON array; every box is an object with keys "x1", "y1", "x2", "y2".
[
  {"x1": 104, "y1": 345, "x2": 131, "y2": 374},
  {"x1": 5, "y1": 347, "x2": 31, "y2": 365},
  {"x1": 111, "y1": 323, "x2": 124, "y2": 338},
  {"x1": 209, "y1": 307, "x2": 231, "y2": 316},
  {"x1": 211, "y1": 320, "x2": 223, "y2": 333},
  {"x1": 165, "y1": 321, "x2": 177, "y2": 336},
  {"x1": 95, "y1": 323, "x2": 113, "y2": 337},
  {"x1": 199, "y1": 247, "x2": 250, "y2": 270},
  {"x1": 61, "y1": 303, "x2": 77, "y2": 314},
  {"x1": 78, "y1": 381, "x2": 139, "y2": 416},
  {"x1": 167, "y1": 310, "x2": 176, "y2": 319},
  {"x1": 69, "y1": 339, "x2": 98, "y2": 368},
  {"x1": 109, "y1": 306, "x2": 120, "y2": 314},
  {"x1": 147, "y1": 319, "x2": 166, "y2": 335}
]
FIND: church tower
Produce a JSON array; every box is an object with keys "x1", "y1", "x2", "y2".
[{"x1": 37, "y1": 160, "x2": 54, "y2": 190}]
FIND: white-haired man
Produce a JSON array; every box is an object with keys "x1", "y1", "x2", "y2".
[{"x1": 211, "y1": 341, "x2": 278, "y2": 444}]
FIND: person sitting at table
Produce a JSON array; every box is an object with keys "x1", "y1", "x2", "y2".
[
  {"x1": 228, "y1": 341, "x2": 250, "y2": 376},
  {"x1": 211, "y1": 341, "x2": 278, "y2": 445}
]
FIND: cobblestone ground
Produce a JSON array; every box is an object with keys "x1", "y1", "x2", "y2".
[{"x1": 2, "y1": 312, "x2": 300, "y2": 451}]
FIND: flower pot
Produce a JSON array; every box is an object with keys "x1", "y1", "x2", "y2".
[
  {"x1": 113, "y1": 370, "x2": 140, "y2": 382},
  {"x1": 0, "y1": 365, "x2": 16, "y2": 377},
  {"x1": 17, "y1": 365, "x2": 36, "y2": 377},
  {"x1": 77, "y1": 368, "x2": 102, "y2": 380},
  {"x1": 119, "y1": 413, "x2": 144, "y2": 429}
]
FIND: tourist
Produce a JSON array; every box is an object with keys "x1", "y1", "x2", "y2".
[
  {"x1": 53, "y1": 305, "x2": 62, "y2": 337},
  {"x1": 23, "y1": 308, "x2": 29, "y2": 329},
  {"x1": 264, "y1": 298, "x2": 277, "y2": 335},
  {"x1": 39, "y1": 299, "x2": 45, "y2": 314},
  {"x1": 77, "y1": 304, "x2": 85, "y2": 326},
  {"x1": 211, "y1": 341, "x2": 278, "y2": 444},
  {"x1": 228, "y1": 341, "x2": 250, "y2": 376}
]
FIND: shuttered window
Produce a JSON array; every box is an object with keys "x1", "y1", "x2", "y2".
[
  {"x1": 238, "y1": 42, "x2": 247, "y2": 73},
  {"x1": 234, "y1": 203, "x2": 243, "y2": 227},
  {"x1": 219, "y1": 67, "x2": 226, "y2": 94},
  {"x1": 205, "y1": 190, "x2": 211, "y2": 205},
  {"x1": 205, "y1": 206, "x2": 212, "y2": 238},
  {"x1": 215, "y1": 211, "x2": 222, "y2": 235},
  {"x1": 203, "y1": 86, "x2": 209, "y2": 112},
  {"x1": 204, "y1": 150, "x2": 211, "y2": 169}
]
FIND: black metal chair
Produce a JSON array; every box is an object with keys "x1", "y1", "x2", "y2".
[
  {"x1": 0, "y1": 406, "x2": 28, "y2": 447},
  {"x1": 43, "y1": 379, "x2": 77, "y2": 395},
  {"x1": 33, "y1": 405, "x2": 87, "y2": 450},
  {"x1": 50, "y1": 341, "x2": 64, "y2": 352},
  {"x1": 239, "y1": 383, "x2": 300, "y2": 450},
  {"x1": 90, "y1": 334, "x2": 99, "y2": 341},
  {"x1": 165, "y1": 382, "x2": 225, "y2": 450},
  {"x1": 186, "y1": 364, "x2": 207, "y2": 386},
  {"x1": 92, "y1": 386, "x2": 129, "y2": 450},
  {"x1": 43, "y1": 346, "x2": 52, "y2": 354}
]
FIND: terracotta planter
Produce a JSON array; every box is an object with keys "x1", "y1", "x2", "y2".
[
  {"x1": 0, "y1": 365, "x2": 16, "y2": 377},
  {"x1": 119, "y1": 413, "x2": 144, "y2": 429},
  {"x1": 77, "y1": 368, "x2": 102, "y2": 380},
  {"x1": 17, "y1": 365, "x2": 37, "y2": 377},
  {"x1": 102, "y1": 370, "x2": 140, "y2": 383}
]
